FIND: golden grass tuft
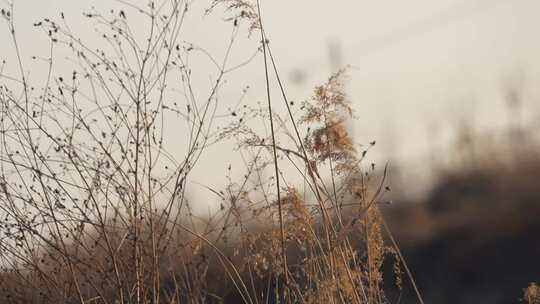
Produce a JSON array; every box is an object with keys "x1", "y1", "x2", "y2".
[{"x1": 525, "y1": 283, "x2": 540, "y2": 304}]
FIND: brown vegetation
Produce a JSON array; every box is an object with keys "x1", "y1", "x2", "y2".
[
  {"x1": 0, "y1": 1, "x2": 411, "y2": 303},
  {"x1": 525, "y1": 283, "x2": 540, "y2": 304}
]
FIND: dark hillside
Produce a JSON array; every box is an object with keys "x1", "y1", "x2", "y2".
[{"x1": 385, "y1": 155, "x2": 540, "y2": 303}]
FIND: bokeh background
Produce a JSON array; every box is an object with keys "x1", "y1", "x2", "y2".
[{"x1": 1, "y1": 0, "x2": 539, "y2": 303}]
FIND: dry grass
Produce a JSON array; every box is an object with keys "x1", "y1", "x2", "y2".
[
  {"x1": 0, "y1": 1, "x2": 413, "y2": 303},
  {"x1": 525, "y1": 283, "x2": 540, "y2": 304}
]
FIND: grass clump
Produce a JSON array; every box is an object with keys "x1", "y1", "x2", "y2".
[
  {"x1": 525, "y1": 283, "x2": 540, "y2": 304},
  {"x1": 0, "y1": 1, "x2": 414, "y2": 303}
]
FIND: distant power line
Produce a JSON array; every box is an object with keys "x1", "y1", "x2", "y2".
[
  {"x1": 295, "y1": 0, "x2": 517, "y2": 76},
  {"x1": 351, "y1": 0, "x2": 514, "y2": 56}
]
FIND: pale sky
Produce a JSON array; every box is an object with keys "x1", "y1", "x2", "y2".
[{"x1": 2, "y1": 0, "x2": 540, "y2": 200}]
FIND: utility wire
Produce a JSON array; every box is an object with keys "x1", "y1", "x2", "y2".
[{"x1": 295, "y1": 0, "x2": 516, "y2": 74}]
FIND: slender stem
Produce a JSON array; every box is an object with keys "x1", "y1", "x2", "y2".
[{"x1": 256, "y1": 0, "x2": 289, "y2": 290}]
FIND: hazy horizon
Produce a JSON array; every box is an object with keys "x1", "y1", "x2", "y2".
[{"x1": 2, "y1": 0, "x2": 540, "y2": 198}]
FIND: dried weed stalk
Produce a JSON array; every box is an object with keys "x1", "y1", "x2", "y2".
[{"x1": 0, "y1": 1, "x2": 413, "y2": 303}]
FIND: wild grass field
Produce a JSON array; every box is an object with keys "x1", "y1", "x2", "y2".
[{"x1": 0, "y1": 1, "x2": 538, "y2": 303}]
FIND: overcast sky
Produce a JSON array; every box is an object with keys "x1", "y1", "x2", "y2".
[{"x1": 2, "y1": 0, "x2": 540, "y2": 199}]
